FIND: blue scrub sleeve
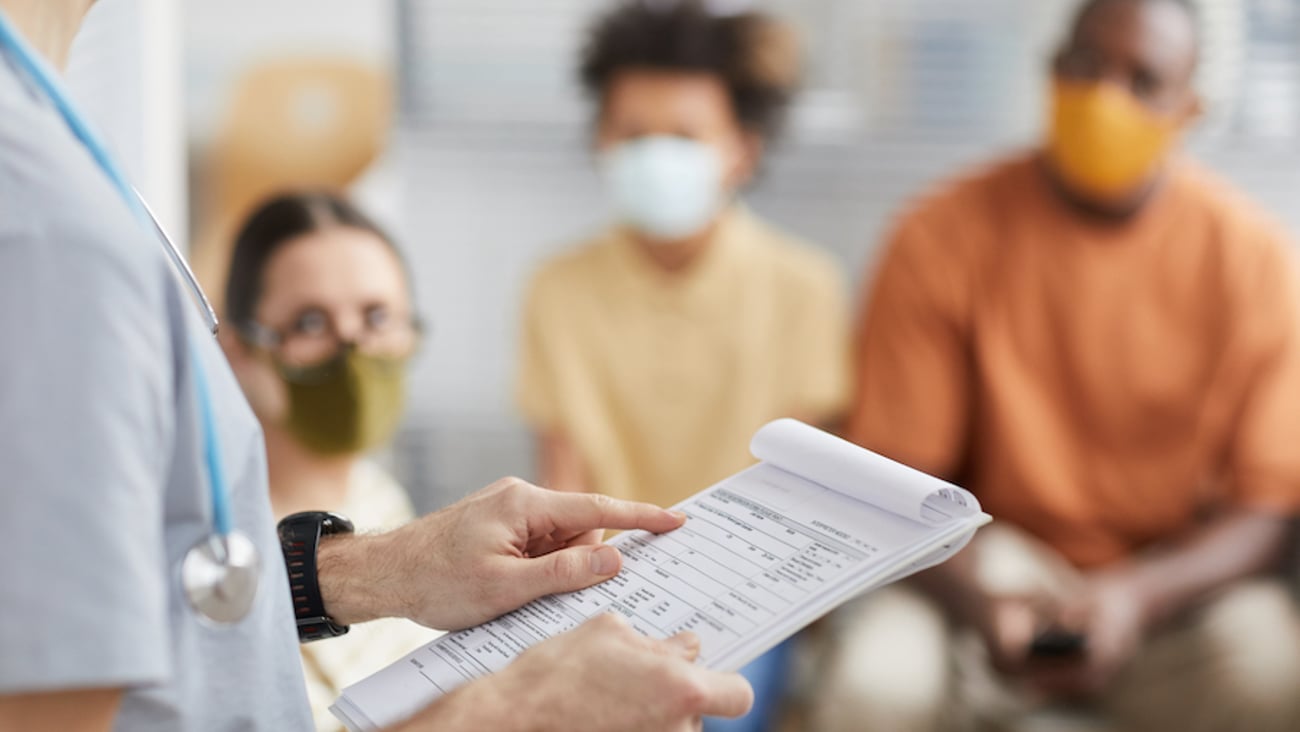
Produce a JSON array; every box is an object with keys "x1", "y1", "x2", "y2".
[{"x1": 0, "y1": 223, "x2": 173, "y2": 693}]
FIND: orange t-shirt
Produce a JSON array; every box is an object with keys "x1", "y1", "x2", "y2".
[{"x1": 851, "y1": 153, "x2": 1300, "y2": 568}]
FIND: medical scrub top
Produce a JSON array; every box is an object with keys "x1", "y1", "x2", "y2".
[{"x1": 0, "y1": 52, "x2": 312, "y2": 730}]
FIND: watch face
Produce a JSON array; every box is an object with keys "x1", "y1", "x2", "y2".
[
  {"x1": 320, "y1": 512, "x2": 356, "y2": 535},
  {"x1": 278, "y1": 511, "x2": 355, "y2": 540}
]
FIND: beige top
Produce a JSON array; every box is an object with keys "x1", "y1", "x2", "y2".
[
  {"x1": 300, "y1": 462, "x2": 443, "y2": 732},
  {"x1": 517, "y1": 207, "x2": 852, "y2": 508}
]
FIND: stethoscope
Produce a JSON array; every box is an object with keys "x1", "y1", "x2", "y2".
[{"x1": 0, "y1": 10, "x2": 260, "y2": 624}]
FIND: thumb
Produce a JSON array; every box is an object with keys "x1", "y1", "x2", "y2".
[
  {"x1": 518, "y1": 544, "x2": 623, "y2": 599},
  {"x1": 662, "y1": 632, "x2": 702, "y2": 662}
]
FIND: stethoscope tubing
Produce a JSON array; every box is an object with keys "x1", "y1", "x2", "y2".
[{"x1": 0, "y1": 8, "x2": 235, "y2": 540}]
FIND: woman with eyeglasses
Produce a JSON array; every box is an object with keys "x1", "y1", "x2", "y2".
[{"x1": 220, "y1": 191, "x2": 438, "y2": 732}]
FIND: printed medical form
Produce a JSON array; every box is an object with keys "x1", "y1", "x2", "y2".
[{"x1": 332, "y1": 420, "x2": 992, "y2": 732}]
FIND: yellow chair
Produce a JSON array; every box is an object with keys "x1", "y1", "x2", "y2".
[{"x1": 192, "y1": 58, "x2": 394, "y2": 313}]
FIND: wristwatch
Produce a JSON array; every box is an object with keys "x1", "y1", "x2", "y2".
[{"x1": 278, "y1": 511, "x2": 355, "y2": 642}]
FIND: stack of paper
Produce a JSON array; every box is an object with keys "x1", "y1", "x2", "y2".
[{"x1": 332, "y1": 419, "x2": 992, "y2": 731}]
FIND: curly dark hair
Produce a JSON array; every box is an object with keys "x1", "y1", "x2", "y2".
[{"x1": 579, "y1": 0, "x2": 801, "y2": 140}]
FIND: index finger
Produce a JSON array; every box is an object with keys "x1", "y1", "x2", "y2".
[
  {"x1": 684, "y1": 667, "x2": 754, "y2": 719},
  {"x1": 538, "y1": 491, "x2": 686, "y2": 536}
]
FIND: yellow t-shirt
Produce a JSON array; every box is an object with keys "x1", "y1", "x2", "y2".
[{"x1": 517, "y1": 207, "x2": 852, "y2": 508}]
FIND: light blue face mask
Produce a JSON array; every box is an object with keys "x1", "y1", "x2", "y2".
[{"x1": 600, "y1": 135, "x2": 727, "y2": 242}]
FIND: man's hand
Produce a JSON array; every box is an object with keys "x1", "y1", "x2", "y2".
[
  {"x1": 400, "y1": 614, "x2": 754, "y2": 732},
  {"x1": 318, "y1": 477, "x2": 686, "y2": 630},
  {"x1": 1027, "y1": 569, "x2": 1149, "y2": 699},
  {"x1": 971, "y1": 576, "x2": 1148, "y2": 698},
  {"x1": 973, "y1": 593, "x2": 1046, "y2": 676},
  {"x1": 1020, "y1": 508, "x2": 1292, "y2": 698}
]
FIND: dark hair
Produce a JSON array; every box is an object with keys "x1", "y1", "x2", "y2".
[
  {"x1": 224, "y1": 191, "x2": 405, "y2": 328},
  {"x1": 1072, "y1": 0, "x2": 1198, "y2": 36},
  {"x1": 1066, "y1": 0, "x2": 1200, "y2": 77},
  {"x1": 579, "y1": 0, "x2": 801, "y2": 140}
]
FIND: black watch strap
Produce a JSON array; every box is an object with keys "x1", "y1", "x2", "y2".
[{"x1": 278, "y1": 511, "x2": 355, "y2": 642}]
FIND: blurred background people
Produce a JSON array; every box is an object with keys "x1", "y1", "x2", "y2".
[
  {"x1": 815, "y1": 1, "x2": 1300, "y2": 731},
  {"x1": 221, "y1": 192, "x2": 440, "y2": 732},
  {"x1": 170, "y1": 0, "x2": 1300, "y2": 514},
  {"x1": 514, "y1": 2, "x2": 851, "y2": 729}
]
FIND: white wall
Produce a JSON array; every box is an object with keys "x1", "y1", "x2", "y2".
[
  {"x1": 66, "y1": 0, "x2": 186, "y2": 242},
  {"x1": 184, "y1": 0, "x2": 397, "y2": 145}
]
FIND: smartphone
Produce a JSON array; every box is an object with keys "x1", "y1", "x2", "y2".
[{"x1": 1030, "y1": 628, "x2": 1087, "y2": 659}]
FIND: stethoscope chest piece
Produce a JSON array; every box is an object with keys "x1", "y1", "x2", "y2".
[{"x1": 182, "y1": 531, "x2": 261, "y2": 625}]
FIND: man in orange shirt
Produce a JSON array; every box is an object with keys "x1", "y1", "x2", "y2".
[{"x1": 815, "y1": 1, "x2": 1300, "y2": 731}]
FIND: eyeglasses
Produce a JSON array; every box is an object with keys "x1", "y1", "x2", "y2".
[{"x1": 240, "y1": 306, "x2": 424, "y2": 368}]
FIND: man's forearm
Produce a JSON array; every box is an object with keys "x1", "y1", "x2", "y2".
[
  {"x1": 317, "y1": 532, "x2": 407, "y2": 627},
  {"x1": 0, "y1": 688, "x2": 123, "y2": 732},
  {"x1": 1107, "y1": 507, "x2": 1291, "y2": 628}
]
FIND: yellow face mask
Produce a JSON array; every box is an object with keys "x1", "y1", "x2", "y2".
[{"x1": 1046, "y1": 79, "x2": 1185, "y2": 203}]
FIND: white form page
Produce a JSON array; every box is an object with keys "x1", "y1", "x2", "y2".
[{"x1": 333, "y1": 462, "x2": 980, "y2": 731}]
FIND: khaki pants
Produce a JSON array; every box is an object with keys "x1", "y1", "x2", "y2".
[{"x1": 809, "y1": 527, "x2": 1300, "y2": 732}]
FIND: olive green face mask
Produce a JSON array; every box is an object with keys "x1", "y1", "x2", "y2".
[{"x1": 276, "y1": 348, "x2": 408, "y2": 456}]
